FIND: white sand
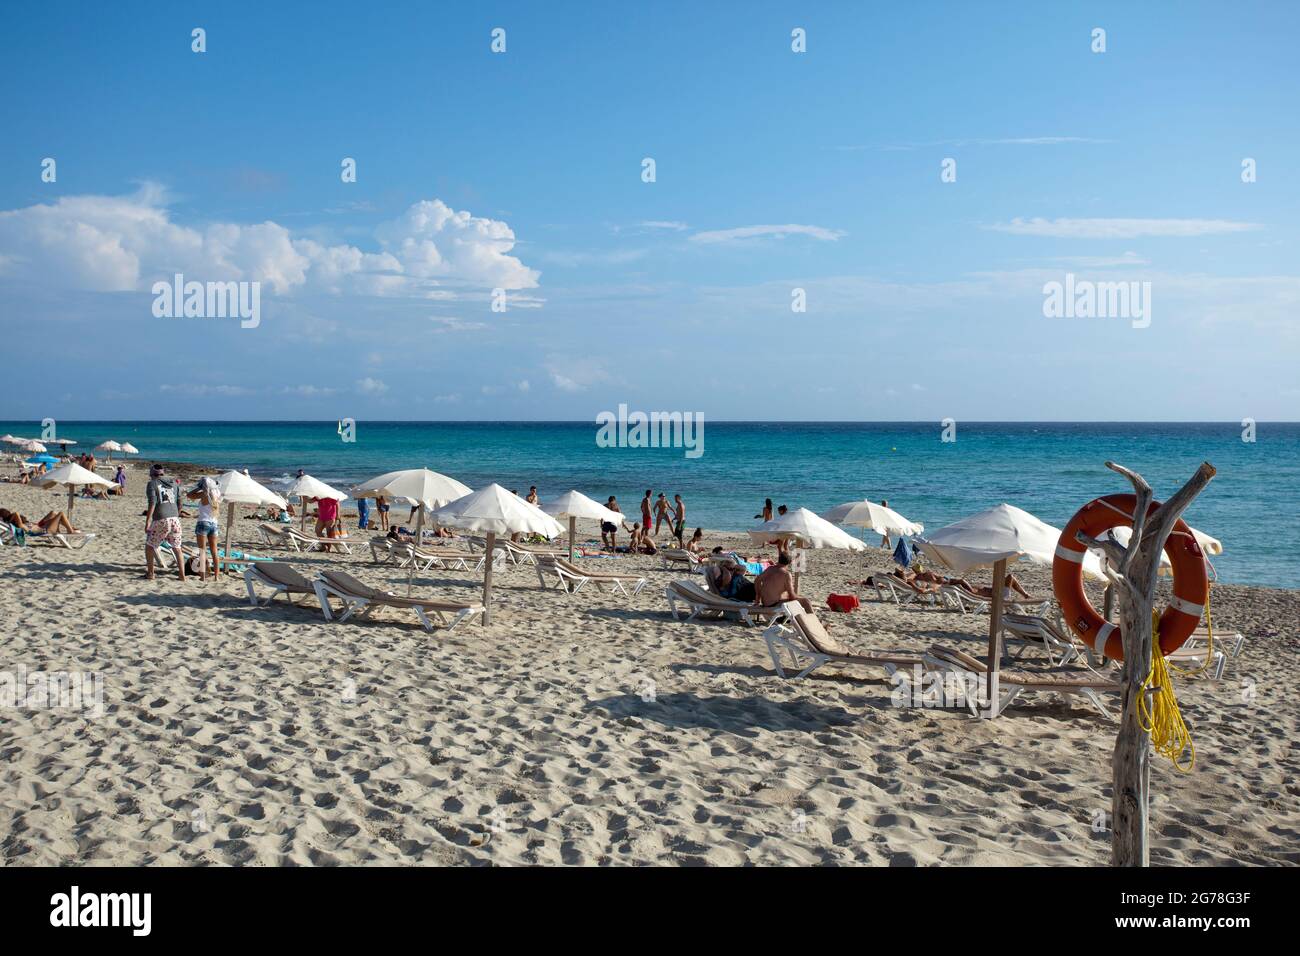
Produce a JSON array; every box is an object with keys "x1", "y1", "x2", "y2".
[{"x1": 2, "y1": 462, "x2": 1296, "y2": 865}]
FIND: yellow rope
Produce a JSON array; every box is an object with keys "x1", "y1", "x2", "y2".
[{"x1": 1138, "y1": 607, "x2": 1196, "y2": 772}]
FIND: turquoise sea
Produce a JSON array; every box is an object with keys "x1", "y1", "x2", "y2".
[{"x1": 3, "y1": 420, "x2": 1297, "y2": 588}]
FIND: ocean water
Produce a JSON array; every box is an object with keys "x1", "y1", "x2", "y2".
[{"x1": 4, "y1": 420, "x2": 1297, "y2": 588}]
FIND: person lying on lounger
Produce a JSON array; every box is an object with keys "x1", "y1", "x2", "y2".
[{"x1": 0, "y1": 507, "x2": 79, "y2": 535}]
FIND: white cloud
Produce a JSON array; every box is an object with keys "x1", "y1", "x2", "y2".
[
  {"x1": 159, "y1": 383, "x2": 253, "y2": 397},
  {"x1": 640, "y1": 220, "x2": 689, "y2": 231},
  {"x1": 0, "y1": 185, "x2": 539, "y2": 298},
  {"x1": 987, "y1": 218, "x2": 1260, "y2": 239},
  {"x1": 281, "y1": 385, "x2": 338, "y2": 397},
  {"x1": 544, "y1": 356, "x2": 609, "y2": 392},
  {"x1": 428, "y1": 316, "x2": 489, "y2": 333},
  {"x1": 356, "y1": 377, "x2": 388, "y2": 394},
  {"x1": 689, "y1": 224, "x2": 845, "y2": 244}
]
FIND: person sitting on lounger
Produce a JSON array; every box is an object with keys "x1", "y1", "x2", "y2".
[
  {"x1": 715, "y1": 560, "x2": 756, "y2": 602},
  {"x1": 754, "y1": 552, "x2": 812, "y2": 613},
  {"x1": 686, "y1": 527, "x2": 706, "y2": 555}
]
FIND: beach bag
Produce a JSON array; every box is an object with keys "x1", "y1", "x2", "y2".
[
  {"x1": 893, "y1": 536, "x2": 915, "y2": 568},
  {"x1": 826, "y1": 593, "x2": 860, "y2": 613}
]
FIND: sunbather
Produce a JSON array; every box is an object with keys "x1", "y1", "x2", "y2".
[
  {"x1": 0, "y1": 508, "x2": 78, "y2": 534},
  {"x1": 755, "y1": 552, "x2": 812, "y2": 613}
]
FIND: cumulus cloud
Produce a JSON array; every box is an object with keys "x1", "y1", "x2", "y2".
[
  {"x1": 987, "y1": 218, "x2": 1260, "y2": 239},
  {"x1": 0, "y1": 185, "x2": 539, "y2": 298},
  {"x1": 689, "y1": 224, "x2": 845, "y2": 244},
  {"x1": 159, "y1": 383, "x2": 253, "y2": 397},
  {"x1": 356, "y1": 377, "x2": 388, "y2": 394}
]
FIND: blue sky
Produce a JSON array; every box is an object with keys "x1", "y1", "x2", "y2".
[{"x1": 1, "y1": 0, "x2": 1297, "y2": 421}]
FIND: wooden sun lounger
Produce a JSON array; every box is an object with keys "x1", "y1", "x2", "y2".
[
  {"x1": 244, "y1": 562, "x2": 319, "y2": 607},
  {"x1": 312, "y1": 569, "x2": 484, "y2": 632},
  {"x1": 664, "y1": 579, "x2": 788, "y2": 627},
  {"x1": 763, "y1": 604, "x2": 923, "y2": 680},
  {"x1": 536, "y1": 555, "x2": 648, "y2": 596},
  {"x1": 923, "y1": 645, "x2": 1122, "y2": 719}
]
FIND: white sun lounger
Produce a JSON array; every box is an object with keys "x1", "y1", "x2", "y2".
[
  {"x1": 763, "y1": 604, "x2": 923, "y2": 680},
  {"x1": 536, "y1": 555, "x2": 648, "y2": 596},
  {"x1": 244, "y1": 562, "x2": 319, "y2": 607},
  {"x1": 659, "y1": 548, "x2": 703, "y2": 573},
  {"x1": 664, "y1": 579, "x2": 788, "y2": 627},
  {"x1": 922, "y1": 645, "x2": 1122, "y2": 720},
  {"x1": 312, "y1": 569, "x2": 484, "y2": 632}
]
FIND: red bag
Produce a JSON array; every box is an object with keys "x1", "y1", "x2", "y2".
[{"x1": 826, "y1": 593, "x2": 860, "y2": 613}]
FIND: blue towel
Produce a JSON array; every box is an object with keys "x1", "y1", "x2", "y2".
[{"x1": 893, "y1": 536, "x2": 915, "y2": 568}]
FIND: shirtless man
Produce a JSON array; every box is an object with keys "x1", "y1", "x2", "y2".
[
  {"x1": 640, "y1": 490, "x2": 653, "y2": 536},
  {"x1": 754, "y1": 553, "x2": 813, "y2": 613},
  {"x1": 671, "y1": 494, "x2": 686, "y2": 547},
  {"x1": 601, "y1": 496, "x2": 621, "y2": 550},
  {"x1": 652, "y1": 493, "x2": 670, "y2": 538}
]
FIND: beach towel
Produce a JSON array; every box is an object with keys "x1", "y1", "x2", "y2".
[{"x1": 893, "y1": 536, "x2": 914, "y2": 568}]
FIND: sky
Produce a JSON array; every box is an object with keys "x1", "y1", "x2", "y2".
[{"x1": 0, "y1": 0, "x2": 1297, "y2": 422}]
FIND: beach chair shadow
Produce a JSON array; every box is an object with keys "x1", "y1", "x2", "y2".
[{"x1": 582, "y1": 691, "x2": 858, "y2": 734}]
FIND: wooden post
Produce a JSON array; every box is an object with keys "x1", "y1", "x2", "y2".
[
  {"x1": 481, "y1": 530, "x2": 496, "y2": 625},
  {"x1": 985, "y1": 557, "x2": 1007, "y2": 713},
  {"x1": 67, "y1": 484, "x2": 75, "y2": 515},
  {"x1": 407, "y1": 506, "x2": 424, "y2": 596},
  {"x1": 568, "y1": 515, "x2": 576, "y2": 565},
  {"x1": 1075, "y1": 460, "x2": 1216, "y2": 867},
  {"x1": 223, "y1": 501, "x2": 236, "y2": 573}
]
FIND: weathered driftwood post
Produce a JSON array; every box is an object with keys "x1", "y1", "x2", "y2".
[{"x1": 1073, "y1": 460, "x2": 1215, "y2": 866}]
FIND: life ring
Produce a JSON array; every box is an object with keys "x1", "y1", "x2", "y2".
[{"x1": 1052, "y1": 494, "x2": 1207, "y2": 660}]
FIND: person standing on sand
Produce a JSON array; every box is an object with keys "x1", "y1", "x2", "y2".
[
  {"x1": 186, "y1": 476, "x2": 222, "y2": 582},
  {"x1": 144, "y1": 464, "x2": 185, "y2": 582},
  {"x1": 316, "y1": 494, "x2": 340, "y2": 551},
  {"x1": 356, "y1": 495, "x2": 369, "y2": 531},
  {"x1": 653, "y1": 493, "x2": 670, "y2": 538},
  {"x1": 671, "y1": 494, "x2": 686, "y2": 547},
  {"x1": 601, "y1": 495, "x2": 621, "y2": 550},
  {"x1": 755, "y1": 498, "x2": 773, "y2": 522},
  {"x1": 375, "y1": 495, "x2": 390, "y2": 531},
  {"x1": 640, "y1": 490, "x2": 653, "y2": 536},
  {"x1": 879, "y1": 499, "x2": 891, "y2": 550}
]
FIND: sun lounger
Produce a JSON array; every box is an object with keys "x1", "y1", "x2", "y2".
[
  {"x1": 659, "y1": 548, "x2": 702, "y2": 573},
  {"x1": 244, "y1": 562, "x2": 319, "y2": 607},
  {"x1": 369, "y1": 536, "x2": 399, "y2": 564},
  {"x1": 48, "y1": 532, "x2": 97, "y2": 550},
  {"x1": 940, "y1": 584, "x2": 1050, "y2": 617},
  {"x1": 999, "y1": 613, "x2": 1084, "y2": 667},
  {"x1": 400, "y1": 543, "x2": 474, "y2": 572},
  {"x1": 763, "y1": 603, "x2": 923, "y2": 680},
  {"x1": 664, "y1": 579, "x2": 788, "y2": 627},
  {"x1": 312, "y1": 569, "x2": 484, "y2": 631},
  {"x1": 923, "y1": 645, "x2": 1122, "y2": 719},
  {"x1": 536, "y1": 555, "x2": 648, "y2": 596},
  {"x1": 871, "y1": 575, "x2": 938, "y2": 607},
  {"x1": 257, "y1": 522, "x2": 296, "y2": 548},
  {"x1": 1188, "y1": 626, "x2": 1246, "y2": 659},
  {"x1": 285, "y1": 527, "x2": 353, "y2": 554}
]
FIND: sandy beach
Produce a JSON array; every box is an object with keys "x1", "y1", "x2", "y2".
[{"x1": 2, "y1": 461, "x2": 1297, "y2": 866}]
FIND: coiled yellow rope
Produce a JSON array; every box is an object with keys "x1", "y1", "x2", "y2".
[{"x1": 1137, "y1": 587, "x2": 1211, "y2": 773}]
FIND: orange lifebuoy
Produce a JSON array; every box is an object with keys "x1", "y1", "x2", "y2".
[{"x1": 1052, "y1": 494, "x2": 1207, "y2": 660}]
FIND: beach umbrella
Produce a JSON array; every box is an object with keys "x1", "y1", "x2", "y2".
[
  {"x1": 915, "y1": 503, "x2": 1106, "y2": 710},
  {"x1": 30, "y1": 461, "x2": 113, "y2": 513},
  {"x1": 821, "y1": 500, "x2": 924, "y2": 541},
  {"x1": 1104, "y1": 524, "x2": 1222, "y2": 579},
  {"x1": 20, "y1": 439, "x2": 47, "y2": 453},
  {"x1": 44, "y1": 437, "x2": 77, "y2": 448},
  {"x1": 541, "y1": 490, "x2": 623, "y2": 563},
  {"x1": 432, "y1": 484, "x2": 565, "y2": 623},
  {"x1": 96, "y1": 440, "x2": 123, "y2": 461},
  {"x1": 121, "y1": 442, "x2": 139, "y2": 456},
  {"x1": 748, "y1": 507, "x2": 867, "y2": 551},
  {"x1": 353, "y1": 468, "x2": 474, "y2": 593},
  {"x1": 749, "y1": 507, "x2": 866, "y2": 591},
  {"x1": 0, "y1": 434, "x2": 15, "y2": 443},
  {"x1": 214, "y1": 470, "x2": 287, "y2": 562},
  {"x1": 285, "y1": 474, "x2": 349, "y2": 531}
]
